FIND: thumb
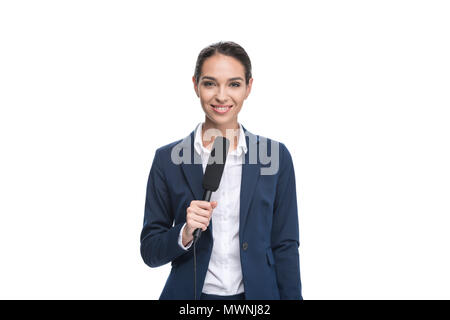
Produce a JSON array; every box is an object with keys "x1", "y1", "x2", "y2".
[{"x1": 211, "y1": 201, "x2": 218, "y2": 208}]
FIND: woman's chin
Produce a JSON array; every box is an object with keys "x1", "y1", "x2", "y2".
[{"x1": 209, "y1": 116, "x2": 235, "y2": 126}]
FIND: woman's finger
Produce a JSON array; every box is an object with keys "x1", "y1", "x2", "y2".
[
  {"x1": 189, "y1": 214, "x2": 209, "y2": 226},
  {"x1": 193, "y1": 200, "x2": 213, "y2": 211},
  {"x1": 191, "y1": 206, "x2": 212, "y2": 218}
]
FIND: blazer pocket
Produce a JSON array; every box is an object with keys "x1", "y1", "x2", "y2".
[
  {"x1": 266, "y1": 248, "x2": 275, "y2": 267},
  {"x1": 171, "y1": 248, "x2": 192, "y2": 268}
]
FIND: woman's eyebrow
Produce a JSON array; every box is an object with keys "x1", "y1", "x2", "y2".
[{"x1": 201, "y1": 76, "x2": 244, "y2": 81}]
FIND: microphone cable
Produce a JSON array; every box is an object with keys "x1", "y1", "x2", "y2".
[
  {"x1": 193, "y1": 236, "x2": 198, "y2": 300},
  {"x1": 193, "y1": 227, "x2": 202, "y2": 300}
]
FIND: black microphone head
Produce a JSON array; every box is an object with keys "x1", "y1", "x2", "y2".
[{"x1": 202, "y1": 136, "x2": 230, "y2": 192}]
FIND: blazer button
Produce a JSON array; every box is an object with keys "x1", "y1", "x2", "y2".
[{"x1": 242, "y1": 242, "x2": 248, "y2": 251}]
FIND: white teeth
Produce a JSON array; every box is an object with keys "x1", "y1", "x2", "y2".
[{"x1": 212, "y1": 105, "x2": 231, "y2": 111}]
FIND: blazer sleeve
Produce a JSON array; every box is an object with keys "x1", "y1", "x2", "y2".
[
  {"x1": 271, "y1": 143, "x2": 303, "y2": 299},
  {"x1": 140, "y1": 149, "x2": 190, "y2": 268}
]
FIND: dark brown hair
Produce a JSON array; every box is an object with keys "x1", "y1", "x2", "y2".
[{"x1": 193, "y1": 41, "x2": 252, "y2": 86}]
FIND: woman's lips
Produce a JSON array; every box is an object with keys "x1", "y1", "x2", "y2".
[{"x1": 211, "y1": 104, "x2": 233, "y2": 114}]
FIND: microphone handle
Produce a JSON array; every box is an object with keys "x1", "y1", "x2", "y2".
[{"x1": 192, "y1": 190, "x2": 212, "y2": 243}]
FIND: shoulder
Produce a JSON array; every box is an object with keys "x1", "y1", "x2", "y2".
[
  {"x1": 156, "y1": 138, "x2": 185, "y2": 154},
  {"x1": 254, "y1": 132, "x2": 292, "y2": 163},
  {"x1": 153, "y1": 137, "x2": 186, "y2": 165},
  {"x1": 247, "y1": 130, "x2": 293, "y2": 177}
]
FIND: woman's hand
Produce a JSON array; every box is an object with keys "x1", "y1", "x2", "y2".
[{"x1": 182, "y1": 200, "x2": 218, "y2": 246}]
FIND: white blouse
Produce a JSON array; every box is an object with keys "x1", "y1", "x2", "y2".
[{"x1": 177, "y1": 121, "x2": 247, "y2": 295}]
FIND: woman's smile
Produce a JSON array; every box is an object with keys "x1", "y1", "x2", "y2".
[{"x1": 211, "y1": 104, "x2": 233, "y2": 114}]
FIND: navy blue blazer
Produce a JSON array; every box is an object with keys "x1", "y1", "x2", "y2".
[{"x1": 140, "y1": 125, "x2": 302, "y2": 300}]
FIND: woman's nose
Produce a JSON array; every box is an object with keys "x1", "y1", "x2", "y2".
[{"x1": 215, "y1": 87, "x2": 228, "y2": 102}]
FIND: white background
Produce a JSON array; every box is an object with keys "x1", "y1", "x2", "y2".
[{"x1": 0, "y1": 0, "x2": 449, "y2": 299}]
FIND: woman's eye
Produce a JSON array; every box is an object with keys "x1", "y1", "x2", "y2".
[{"x1": 202, "y1": 81, "x2": 240, "y2": 87}]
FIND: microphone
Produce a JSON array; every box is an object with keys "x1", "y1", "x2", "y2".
[
  {"x1": 192, "y1": 135, "x2": 230, "y2": 300},
  {"x1": 192, "y1": 135, "x2": 230, "y2": 244}
]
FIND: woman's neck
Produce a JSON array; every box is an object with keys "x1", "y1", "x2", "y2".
[{"x1": 201, "y1": 119, "x2": 240, "y2": 151}]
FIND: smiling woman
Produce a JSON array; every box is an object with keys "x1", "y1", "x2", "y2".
[
  {"x1": 140, "y1": 41, "x2": 302, "y2": 301},
  {"x1": 192, "y1": 45, "x2": 253, "y2": 150}
]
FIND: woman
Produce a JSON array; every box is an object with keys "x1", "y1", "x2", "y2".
[{"x1": 140, "y1": 41, "x2": 302, "y2": 300}]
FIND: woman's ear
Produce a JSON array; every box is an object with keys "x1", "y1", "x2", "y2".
[
  {"x1": 192, "y1": 76, "x2": 199, "y2": 97},
  {"x1": 244, "y1": 77, "x2": 253, "y2": 99}
]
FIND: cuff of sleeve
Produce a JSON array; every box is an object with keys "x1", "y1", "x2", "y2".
[{"x1": 178, "y1": 222, "x2": 193, "y2": 250}]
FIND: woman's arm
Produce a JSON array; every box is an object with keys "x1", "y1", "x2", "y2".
[
  {"x1": 271, "y1": 142, "x2": 303, "y2": 299},
  {"x1": 140, "y1": 149, "x2": 189, "y2": 268}
]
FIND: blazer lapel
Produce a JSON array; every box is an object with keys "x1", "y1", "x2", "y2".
[
  {"x1": 180, "y1": 130, "x2": 213, "y2": 240},
  {"x1": 180, "y1": 125, "x2": 261, "y2": 242},
  {"x1": 239, "y1": 125, "x2": 261, "y2": 241},
  {"x1": 180, "y1": 130, "x2": 204, "y2": 201}
]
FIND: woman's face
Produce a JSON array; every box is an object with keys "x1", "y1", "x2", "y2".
[{"x1": 193, "y1": 54, "x2": 253, "y2": 128}]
